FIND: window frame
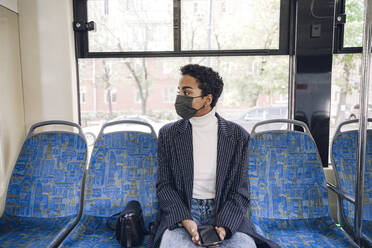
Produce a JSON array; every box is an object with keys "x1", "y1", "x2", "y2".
[
  {"x1": 333, "y1": 0, "x2": 363, "y2": 54},
  {"x1": 73, "y1": 0, "x2": 292, "y2": 58}
]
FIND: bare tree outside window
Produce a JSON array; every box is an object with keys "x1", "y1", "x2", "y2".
[
  {"x1": 331, "y1": 0, "x2": 365, "y2": 132},
  {"x1": 181, "y1": 0, "x2": 280, "y2": 50},
  {"x1": 87, "y1": 0, "x2": 173, "y2": 115},
  {"x1": 80, "y1": 0, "x2": 287, "y2": 146}
]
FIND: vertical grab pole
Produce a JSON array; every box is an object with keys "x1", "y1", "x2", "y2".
[
  {"x1": 288, "y1": 0, "x2": 298, "y2": 131},
  {"x1": 288, "y1": 55, "x2": 296, "y2": 122},
  {"x1": 354, "y1": 0, "x2": 372, "y2": 244}
]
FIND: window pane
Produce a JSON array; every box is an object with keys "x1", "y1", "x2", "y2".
[
  {"x1": 331, "y1": 54, "x2": 361, "y2": 135},
  {"x1": 87, "y1": 0, "x2": 173, "y2": 52},
  {"x1": 344, "y1": 0, "x2": 364, "y2": 47},
  {"x1": 181, "y1": 0, "x2": 280, "y2": 50},
  {"x1": 79, "y1": 56, "x2": 288, "y2": 146},
  {"x1": 330, "y1": 53, "x2": 363, "y2": 169}
]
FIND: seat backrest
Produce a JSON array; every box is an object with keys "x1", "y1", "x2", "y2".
[
  {"x1": 248, "y1": 130, "x2": 329, "y2": 219},
  {"x1": 5, "y1": 131, "x2": 87, "y2": 218},
  {"x1": 83, "y1": 131, "x2": 158, "y2": 225},
  {"x1": 331, "y1": 129, "x2": 372, "y2": 222}
]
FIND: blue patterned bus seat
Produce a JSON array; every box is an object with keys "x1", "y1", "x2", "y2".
[
  {"x1": 0, "y1": 132, "x2": 87, "y2": 247},
  {"x1": 332, "y1": 130, "x2": 372, "y2": 241},
  {"x1": 248, "y1": 131, "x2": 358, "y2": 248},
  {"x1": 60, "y1": 131, "x2": 158, "y2": 248}
]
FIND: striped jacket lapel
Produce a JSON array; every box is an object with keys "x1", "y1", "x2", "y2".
[
  {"x1": 215, "y1": 113, "x2": 235, "y2": 210},
  {"x1": 174, "y1": 119, "x2": 194, "y2": 209}
]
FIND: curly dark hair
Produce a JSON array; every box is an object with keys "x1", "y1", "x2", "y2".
[{"x1": 180, "y1": 64, "x2": 224, "y2": 108}]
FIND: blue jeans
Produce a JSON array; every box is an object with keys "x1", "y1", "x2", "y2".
[{"x1": 159, "y1": 198, "x2": 256, "y2": 248}]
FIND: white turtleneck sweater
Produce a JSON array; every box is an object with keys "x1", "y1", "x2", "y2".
[{"x1": 189, "y1": 108, "x2": 218, "y2": 199}]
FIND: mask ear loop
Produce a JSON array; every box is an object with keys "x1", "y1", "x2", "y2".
[
  {"x1": 196, "y1": 105, "x2": 205, "y2": 111},
  {"x1": 195, "y1": 94, "x2": 210, "y2": 111},
  {"x1": 196, "y1": 95, "x2": 208, "y2": 111}
]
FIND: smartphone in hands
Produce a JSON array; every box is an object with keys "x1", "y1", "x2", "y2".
[{"x1": 198, "y1": 224, "x2": 223, "y2": 247}]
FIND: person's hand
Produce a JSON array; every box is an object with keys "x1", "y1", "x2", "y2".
[
  {"x1": 207, "y1": 226, "x2": 226, "y2": 248},
  {"x1": 215, "y1": 226, "x2": 226, "y2": 241},
  {"x1": 182, "y1": 219, "x2": 201, "y2": 245}
]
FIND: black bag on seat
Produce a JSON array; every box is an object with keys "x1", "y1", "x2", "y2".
[{"x1": 107, "y1": 200, "x2": 150, "y2": 248}]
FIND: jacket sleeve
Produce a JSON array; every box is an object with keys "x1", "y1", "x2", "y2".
[
  {"x1": 156, "y1": 128, "x2": 192, "y2": 228},
  {"x1": 216, "y1": 134, "x2": 250, "y2": 238}
]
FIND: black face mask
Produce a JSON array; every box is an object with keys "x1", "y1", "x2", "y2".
[{"x1": 174, "y1": 95, "x2": 205, "y2": 120}]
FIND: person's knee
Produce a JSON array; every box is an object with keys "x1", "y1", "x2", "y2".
[
  {"x1": 235, "y1": 232, "x2": 257, "y2": 248},
  {"x1": 160, "y1": 228, "x2": 198, "y2": 248},
  {"x1": 220, "y1": 232, "x2": 257, "y2": 248}
]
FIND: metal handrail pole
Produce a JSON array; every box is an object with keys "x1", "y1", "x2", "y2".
[{"x1": 354, "y1": 0, "x2": 372, "y2": 244}]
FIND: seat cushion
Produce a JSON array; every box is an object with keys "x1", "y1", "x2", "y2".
[
  {"x1": 252, "y1": 216, "x2": 357, "y2": 248},
  {"x1": 5, "y1": 132, "x2": 87, "y2": 218},
  {"x1": 249, "y1": 131, "x2": 329, "y2": 219},
  {"x1": 332, "y1": 130, "x2": 372, "y2": 241},
  {"x1": 84, "y1": 132, "x2": 158, "y2": 219},
  {"x1": 363, "y1": 220, "x2": 372, "y2": 242},
  {"x1": 346, "y1": 219, "x2": 372, "y2": 243},
  {"x1": 332, "y1": 130, "x2": 372, "y2": 223},
  {"x1": 0, "y1": 214, "x2": 76, "y2": 247},
  {"x1": 59, "y1": 215, "x2": 150, "y2": 248}
]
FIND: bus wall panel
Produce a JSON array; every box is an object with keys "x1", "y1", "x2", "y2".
[
  {"x1": 18, "y1": 0, "x2": 78, "y2": 130},
  {"x1": 0, "y1": 5, "x2": 26, "y2": 216},
  {"x1": 0, "y1": 0, "x2": 17, "y2": 13}
]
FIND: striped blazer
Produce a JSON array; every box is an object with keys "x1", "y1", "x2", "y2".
[{"x1": 152, "y1": 113, "x2": 279, "y2": 248}]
